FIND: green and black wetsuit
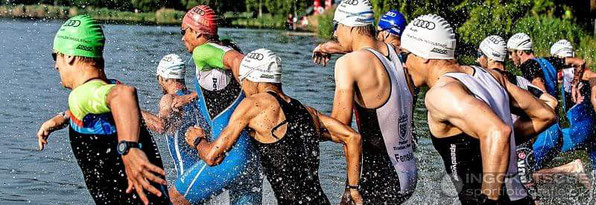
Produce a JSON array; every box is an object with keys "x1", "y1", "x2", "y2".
[{"x1": 66, "y1": 79, "x2": 169, "y2": 204}]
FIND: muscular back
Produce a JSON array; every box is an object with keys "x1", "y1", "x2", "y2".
[{"x1": 350, "y1": 48, "x2": 392, "y2": 108}]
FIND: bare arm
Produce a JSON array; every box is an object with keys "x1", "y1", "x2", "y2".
[
  {"x1": 37, "y1": 111, "x2": 70, "y2": 150},
  {"x1": 171, "y1": 91, "x2": 197, "y2": 111},
  {"x1": 306, "y1": 107, "x2": 363, "y2": 204},
  {"x1": 107, "y1": 85, "x2": 167, "y2": 204},
  {"x1": 312, "y1": 41, "x2": 347, "y2": 67},
  {"x1": 426, "y1": 83, "x2": 511, "y2": 200},
  {"x1": 591, "y1": 79, "x2": 596, "y2": 112},
  {"x1": 531, "y1": 77, "x2": 547, "y2": 91},
  {"x1": 493, "y1": 71, "x2": 556, "y2": 140},
  {"x1": 222, "y1": 50, "x2": 245, "y2": 82},
  {"x1": 185, "y1": 97, "x2": 256, "y2": 166},
  {"x1": 141, "y1": 95, "x2": 174, "y2": 134},
  {"x1": 331, "y1": 57, "x2": 356, "y2": 125}
]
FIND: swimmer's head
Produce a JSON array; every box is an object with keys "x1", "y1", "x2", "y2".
[
  {"x1": 156, "y1": 54, "x2": 186, "y2": 93},
  {"x1": 477, "y1": 35, "x2": 507, "y2": 69},
  {"x1": 52, "y1": 15, "x2": 106, "y2": 89},
  {"x1": 157, "y1": 54, "x2": 186, "y2": 80},
  {"x1": 181, "y1": 5, "x2": 218, "y2": 53},
  {"x1": 238, "y1": 48, "x2": 282, "y2": 95},
  {"x1": 333, "y1": 0, "x2": 375, "y2": 51},
  {"x1": 400, "y1": 14, "x2": 456, "y2": 87},
  {"x1": 550, "y1": 39, "x2": 574, "y2": 58},
  {"x1": 377, "y1": 10, "x2": 407, "y2": 48},
  {"x1": 507, "y1": 33, "x2": 533, "y2": 67}
]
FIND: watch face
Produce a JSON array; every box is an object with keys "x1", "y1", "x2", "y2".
[{"x1": 118, "y1": 142, "x2": 127, "y2": 154}]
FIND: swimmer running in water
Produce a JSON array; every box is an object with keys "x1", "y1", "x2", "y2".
[
  {"x1": 185, "y1": 49, "x2": 364, "y2": 204},
  {"x1": 506, "y1": 33, "x2": 589, "y2": 179},
  {"x1": 475, "y1": 35, "x2": 587, "y2": 201},
  {"x1": 161, "y1": 5, "x2": 262, "y2": 205},
  {"x1": 35, "y1": 15, "x2": 169, "y2": 205},
  {"x1": 401, "y1": 14, "x2": 556, "y2": 204},
  {"x1": 313, "y1": 1, "x2": 418, "y2": 204}
]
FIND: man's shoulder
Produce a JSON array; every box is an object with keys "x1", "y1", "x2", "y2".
[
  {"x1": 336, "y1": 50, "x2": 375, "y2": 73},
  {"x1": 521, "y1": 58, "x2": 541, "y2": 69}
]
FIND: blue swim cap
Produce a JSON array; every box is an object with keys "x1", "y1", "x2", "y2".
[{"x1": 378, "y1": 10, "x2": 407, "y2": 36}]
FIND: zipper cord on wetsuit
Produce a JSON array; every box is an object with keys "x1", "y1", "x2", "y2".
[{"x1": 271, "y1": 120, "x2": 287, "y2": 139}]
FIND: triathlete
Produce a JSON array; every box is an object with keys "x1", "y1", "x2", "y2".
[
  {"x1": 312, "y1": 9, "x2": 407, "y2": 66},
  {"x1": 401, "y1": 14, "x2": 556, "y2": 204},
  {"x1": 507, "y1": 33, "x2": 588, "y2": 172},
  {"x1": 184, "y1": 49, "x2": 364, "y2": 204},
  {"x1": 35, "y1": 15, "x2": 169, "y2": 205},
  {"x1": 165, "y1": 5, "x2": 262, "y2": 204},
  {"x1": 311, "y1": 1, "x2": 418, "y2": 204},
  {"x1": 476, "y1": 35, "x2": 586, "y2": 201}
]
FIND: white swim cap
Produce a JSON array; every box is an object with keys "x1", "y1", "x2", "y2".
[
  {"x1": 239, "y1": 48, "x2": 282, "y2": 84},
  {"x1": 401, "y1": 14, "x2": 456, "y2": 60},
  {"x1": 333, "y1": 0, "x2": 375, "y2": 27},
  {"x1": 156, "y1": 54, "x2": 185, "y2": 79},
  {"x1": 479, "y1": 35, "x2": 507, "y2": 62},
  {"x1": 550, "y1": 39, "x2": 574, "y2": 58},
  {"x1": 507, "y1": 33, "x2": 532, "y2": 51}
]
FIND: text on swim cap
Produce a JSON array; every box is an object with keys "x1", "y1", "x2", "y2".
[
  {"x1": 412, "y1": 19, "x2": 435, "y2": 30},
  {"x1": 63, "y1": 20, "x2": 81, "y2": 27},
  {"x1": 386, "y1": 11, "x2": 397, "y2": 17}
]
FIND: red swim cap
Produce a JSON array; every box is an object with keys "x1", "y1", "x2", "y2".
[{"x1": 182, "y1": 5, "x2": 218, "y2": 36}]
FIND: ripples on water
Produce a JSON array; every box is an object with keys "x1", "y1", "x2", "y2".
[{"x1": 0, "y1": 19, "x2": 591, "y2": 204}]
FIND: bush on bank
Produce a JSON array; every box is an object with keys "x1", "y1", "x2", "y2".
[{"x1": 0, "y1": 4, "x2": 182, "y2": 25}]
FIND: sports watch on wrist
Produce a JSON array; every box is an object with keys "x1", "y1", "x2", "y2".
[{"x1": 117, "y1": 141, "x2": 142, "y2": 155}]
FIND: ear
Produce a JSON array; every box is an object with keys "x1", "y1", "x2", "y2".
[
  {"x1": 422, "y1": 58, "x2": 430, "y2": 64},
  {"x1": 66, "y1": 55, "x2": 76, "y2": 65}
]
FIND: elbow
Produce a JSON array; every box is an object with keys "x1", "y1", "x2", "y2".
[
  {"x1": 348, "y1": 133, "x2": 362, "y2": 149},
  {"x1": 542, "y1": 107, "x2": 557, "y2": 126},
  {"x1": 204, "y1": 153, "x2": 223, "y2": 166},
  {"x1": 486, "y1": 125, "x2": 511, "y2": 149}
]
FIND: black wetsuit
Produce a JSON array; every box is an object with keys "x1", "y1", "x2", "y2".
[
  {"x1": 253, "y1": 92, "x2": 330, "y2": 205},
  {"x1": 69, "y1": 124, "x2": 169, "y2": 205},
  {"x1": 432, "y1": 133, "x2": 535, "y2": 205}
]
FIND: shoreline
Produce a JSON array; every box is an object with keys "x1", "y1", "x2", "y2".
[{"x1": 0, "y1": 4, "x2": 315, "y2": 32}]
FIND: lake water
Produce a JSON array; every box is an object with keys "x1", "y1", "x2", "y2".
[{"x1": 0, "y1": 18, "x2": 590, "y2": 204}]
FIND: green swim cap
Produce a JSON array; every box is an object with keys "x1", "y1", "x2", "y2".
[{"x1": 53, "y1": 15, "x2": 105, "y2": 58}]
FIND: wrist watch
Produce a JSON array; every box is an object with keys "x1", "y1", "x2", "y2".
[
  {"x1": 117, "y1": 141, "x2": 142, "y2": 155},
  {"x1": 345, "y1": 184, "x2": 359, "y2": 190}
]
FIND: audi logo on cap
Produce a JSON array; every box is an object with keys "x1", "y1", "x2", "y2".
[
  {"x1": 192, "y1": 7, "x2": 206, "y2": 16},
  {"x1": 412, "y1": 19, "x2": 435, "y2": 30},
  {"x1": 64, "y1": 20, "x2": 81, "y2": 27},
  {"x1": 247, "y1": 53, "x2": 264, "y2": 60},
  {"x1": 342, "y1": 0, "x2": 359, "y2": 5}
]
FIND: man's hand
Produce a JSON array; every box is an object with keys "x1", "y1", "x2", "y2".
[
  {"x1": 340, "y1": 188, "x2": 363, "y2": 205},
  {"x1": 36, "y1": 113, "x2": 68, "y2": 151},
  {"x1": 171, "y1": 92, "x2": 197, "y2": 112},
  {"x1": 185, "y1": 126, "x2": 206, "y2": 149},
  {"x1": 313, "y1": 44, "x2": 332, "y2": 67},
  {"x1": 122, "y1": 148, "x2": 167, "y2": 205}
]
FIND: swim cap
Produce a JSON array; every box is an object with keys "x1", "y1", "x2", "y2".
[
  {"x1": 53, "y1": 15, "x2": 105, "y2": 58},
  {"x1": 479, "y1": 35, "x2": 507, "y2": 62},
  {"x1": 550, "y1": 39, "x2": 574, "y2": 58},
  {"x1": 183, "y1": 5, "x2": 218, "y2": 36},
  {"x1": 507, "y1": 33, "x2": 532, "y2": 51},
  {"x1": 239, "y1": 49, "x2": 282, "y2": 84},
  {"x1": 156, "y1": 54, "x2": 185, "y2": 79},
  {"x1": 333, "y1": 0, "x2": 374, "y2": 27},
  {"x1": 378, "y1": 10, "x2": 407, "y2": 36},
  {"x1": 401, "y1": 14, "x2": 456, "y2": 60}
]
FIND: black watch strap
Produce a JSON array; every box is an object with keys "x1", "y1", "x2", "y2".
[
  {"x1": 117, "y1": 141, "x2": 142, "y2": 155},
  {"x1": 346, "y1": 184, "x2": 359, "y2": 190}
]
